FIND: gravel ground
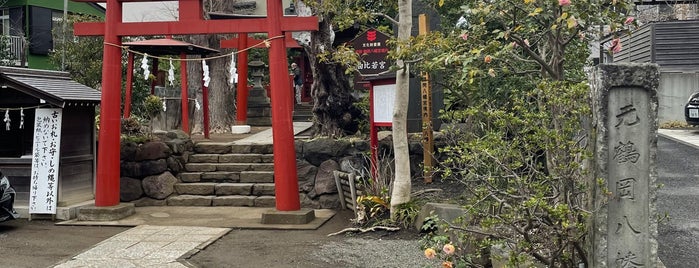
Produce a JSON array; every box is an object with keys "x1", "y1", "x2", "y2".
[
  {"x1": 187, "y1": 210, "x2": 442, "y2": 267},
  {"x1": 312, "y1": 238, "x2": 439, "y2": 268}
]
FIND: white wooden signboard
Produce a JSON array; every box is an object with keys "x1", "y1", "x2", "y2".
[
  {"x1": 29, "y1": 108, "x2": 63, "y2": 214},
  {"x1": 372, "y1": 84, "x2": 396, "y2": 123}
]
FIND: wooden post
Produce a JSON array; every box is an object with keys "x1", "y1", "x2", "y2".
[{"x1": 419, "y1": 14, "x2": 434, "y2": 183}]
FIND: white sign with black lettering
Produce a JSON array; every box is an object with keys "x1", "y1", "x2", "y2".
[
  {"x1": 29, "y1": 108, "x2": 62, "y2": 214},
  {"x1": 372, "y1": 84, "x2": 395, "y2": 123}
]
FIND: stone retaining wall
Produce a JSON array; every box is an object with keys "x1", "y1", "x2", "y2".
[{"x1": 120, "y1": 130, "x2": 438, "y2": 209}]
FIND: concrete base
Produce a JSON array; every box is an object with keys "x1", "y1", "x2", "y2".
[
  {"x1": 261, "y1": 208, "x2": 315, "y2": 225},
  {"x1": 15, "y1": 200, "x2": 97, "y2": 221},
  {"x1": 77, "y1": 203, "x2": 136, "y2": 221}
]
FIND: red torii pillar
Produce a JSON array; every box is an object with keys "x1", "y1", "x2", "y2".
[
  {"x1": 221, "y1": 33, "x2": 301, "y2": 124},
  {"x1": 72, "y1": 0, "x2": 317, "y2": 211}
]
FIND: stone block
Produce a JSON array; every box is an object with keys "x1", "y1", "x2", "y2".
[
  {"x1": 212, "y1": 196, "x2": 256, "y2": 206},
  {"x1": 179, "y1": 172, "x2": 202, "y2": 182},
  {"x1": 120, "y1": 177, "x2": 143, "y2": 202},
  {"x1": 216, "y1": 163, "x2": 249, "y2": 172},
  {"x1": 314, "y1": 159, "x2": 339, "y2": 195},
  {"x1": 414, "y1": 202, "x2": 468, "y2": 231},
  {"x1": 201, "y1": 171, "x2": 238, "y2": 181},
  {"x1": 215, "y1": 183, "x2": 254, "y2": 195},
  {"x1": 261, "y1": 208, "x2": 315, "y2": 225},
  {"x1": 194, "y1": 142, "x2": 232, "y2": 154},
  {"x1": 230, "y1": 144, "x2": 253, "y2": 154},
  {"x1": 185, "y1": 163, "x2": 217, "y2": 172},
  {"x1": 174, "y1": 183, "x2": 216, "y2": 195},
  {"x1": 188, "y1": 154, "x2": 220, "y2": 163},
  {"x1": 249, "y1": 163, "x2": 274, "y2": 171},
  {"x1": 250, "y1": 144, "x2": 273, "y2": 154},
  {"x1": 166, "y1": 195, "x2": 213, "y2": 206},
  {"x1": 252, "y1": 183, "x2": 275, "y2": 196},
  {"x1": 78, "y1": 203, "x2": 135, "y2": 221},
  {"x1": 132, "y1": 197, "x2": 168, "y2": 207},
  {"x1": 142, "y1": 172, "x2": 178, "y2": 200},
  {"x1": 254, "y1": 196, "x2": 276, "y2": 207},
  {"x1": 135, "y1": 141, "x2": 172, "y2": 161},
  {"x1": 240, "y1": 171, "x2": 274, "y2": 183},
  {"x1": 219, "y1": 153, "x2": 268, "y2": 163}
]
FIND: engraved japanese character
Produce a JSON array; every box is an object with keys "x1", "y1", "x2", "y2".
[
  {"x1": 615, "y1": 104, "x2": 640, "y2": 128},
  {"x1": 616, "y1": 251, "x2": 644, "y2": 267},
  {"x1": 614, "y1": 141, "x2": 640, "y2": 164},
  {"x1": 617, "y1": 178, "x2": 636, "y2": 200}
]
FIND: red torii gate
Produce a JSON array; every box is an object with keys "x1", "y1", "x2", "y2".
[
  {"x1": 219, "y1": 31, "x2": 301, "y2": 124},
  {"x1": 72, "y1": 0, "x2": 318, "y2": 211}
]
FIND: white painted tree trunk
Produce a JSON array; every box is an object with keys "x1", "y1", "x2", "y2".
[{"x1": 390, "y1": 0, "x2": 412, "y2": 219}]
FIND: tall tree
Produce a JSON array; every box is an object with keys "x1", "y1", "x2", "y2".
[
  {"x1": 185, "y1": 1, "x2": 237, "y2": 134},
  {"x1": 298, "y1": 0, "x2": 396, "y2": 137},
  {"x1": 389, "y1": 0, "x2": 412, "y2": 218}
]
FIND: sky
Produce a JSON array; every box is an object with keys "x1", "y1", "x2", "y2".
[{"x1": 98, "y1": 2, "x2": 178, "y2": 22}]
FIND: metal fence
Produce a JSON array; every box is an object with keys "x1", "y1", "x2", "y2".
[{"x1": 0, "y1": 35, "x2": 25, "y2": 67}]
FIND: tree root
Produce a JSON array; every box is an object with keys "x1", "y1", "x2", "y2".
[
  {"x1": 327, "y1": 226, "x2": 401, "y2": 236},
  {"x1": 411, "y1": 188, "x2": 443, "y2": 197}
]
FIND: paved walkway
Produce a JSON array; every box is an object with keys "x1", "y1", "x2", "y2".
[
  {"x1": 53, "y1": 225, "x2": 229, "y2": 268},
  {"x1": 658, "y1": 128, "x2": 699, "y2": 149}
]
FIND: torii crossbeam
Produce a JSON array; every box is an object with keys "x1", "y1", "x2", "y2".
[{"x1": 72, "y1": 0, "x2": 318, "y2": 211}]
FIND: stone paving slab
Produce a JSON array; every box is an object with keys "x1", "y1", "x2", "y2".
[{"x1": 53, "y1": 225, "x2": 229, "y2": 268}]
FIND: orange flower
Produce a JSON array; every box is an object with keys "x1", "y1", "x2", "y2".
[
  {"x1": 484, "y1": 55, "x2": 493, "y2": 63},
  {"x1": 424, "y1": 248, "x2": 437, "y2": 259},
  {"x1": 442, "y1": 261, "x2": 454, "y2": 268},
  {"x1": 443, "y1": 243, "x2": 456, "y2": 255}
]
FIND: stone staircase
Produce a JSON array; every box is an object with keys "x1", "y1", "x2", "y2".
[
  {"x1": 173, "y1": 142, "x2": 276, "y2": 207},
  {"x1": 293, "y1": 103, "x2": 313, "y2": 122}
]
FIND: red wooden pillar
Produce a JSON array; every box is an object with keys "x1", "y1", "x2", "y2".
[
  {"x1": 235, "y1": 33, "x2": 249, "y2": 125},
  {"x1": 202, "y1": 59, "x2": 210, "y2": 139},
  {"x1": 180, "y1": 52, "x2": 189, "y2": 133},
  {"x1": 95, "y1": 0, "x2": 122, "y2": 207},
  {"x1": 267, "y1": 0, "x2": 300, "y2": 211},
  {"x1": 124, "y1": 51, "x2": 134, "y2": 118}
]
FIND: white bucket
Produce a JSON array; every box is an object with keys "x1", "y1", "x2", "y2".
[{"x1": 231, "y1": 125, "x2": 251, "y2": 134}]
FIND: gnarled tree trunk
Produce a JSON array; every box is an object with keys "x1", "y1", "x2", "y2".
[{"x1": 303, "y1": 14, "x2": 362, "y2": 137}]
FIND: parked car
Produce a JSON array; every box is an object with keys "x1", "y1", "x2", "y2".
[
  {"x1": 685, "y1": 92, "x2": 699, "y2": 126},
  {"x1": 0, "y1": 169, "x2": 19, "y2": 222}
]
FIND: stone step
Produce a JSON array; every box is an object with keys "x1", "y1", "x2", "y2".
[
  {"x1": 184, "y1": 163, "x2": 274, "y2": 172},
  {"x1": 174, "y1": 182, "x2": 275, "y2": 196},
  {"x1": 166, "y1": 194, "x2": 275, "y2": 207},
  {"x1": 230, "y1": 143, "x2": 274, "y2": 154},
  {"x1": 240, "y1": 171, "x2": 274, "y2": 183},
  {"x1": 194, "y1": 142, "x2": 233, "y2": 154},
  {"x1": 188, "y1": 153, "x2": 274, "y2": 163}
]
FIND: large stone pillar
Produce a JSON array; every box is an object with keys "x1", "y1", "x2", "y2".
[{"x1": 591, "y1": 63, "x2": 664, "y2": 267}]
